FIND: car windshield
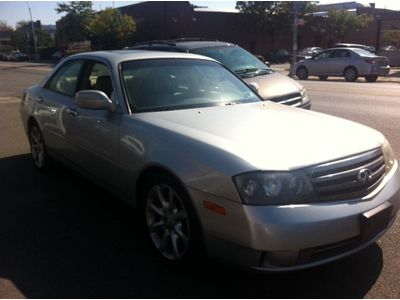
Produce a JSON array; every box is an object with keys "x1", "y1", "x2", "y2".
[
  {"x1": 121, "y1": 59, "x2": 260, "y2": 112},
  {"x1": 351, "y1": 48, "x2": 376, "y2": 57},
  {"x1": 192, "y1": 46, "x2": 273, "y2": 76}
]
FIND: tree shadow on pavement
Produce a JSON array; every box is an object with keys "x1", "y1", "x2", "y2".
[{"x1": 0, "y1": 154, "x2": 383, "y2": 298}]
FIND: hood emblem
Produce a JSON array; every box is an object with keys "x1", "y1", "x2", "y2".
[{"x1": 357, "y1": 168, "x2": 373, "y2": 184}]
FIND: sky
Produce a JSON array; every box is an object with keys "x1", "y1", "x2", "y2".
[{"x1": 1, "y1": 0, "x2": 400, "y2": 28}]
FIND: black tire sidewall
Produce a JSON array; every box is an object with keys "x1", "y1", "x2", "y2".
[
  {"x1": 365, "y1": 75, "x2": 378, "y2": 82},
  {"x1": 29, "y1": 123, "x2": 49, "y2": 171}
]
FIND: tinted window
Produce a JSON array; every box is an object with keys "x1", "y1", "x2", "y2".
[
  {"x1": 314, "y1": 50, "x2": 332, "y2": 60},
  {"x1": 84, "y1": 62, "x2": 114, "y2": 98},
  {"x1": 193, "y1": 46, "x2": 270, "y2": 73},
  {"x1": 47, "y1": 60, "x2": 84, "y2": 96},
  {"x1": 121, "y1": 59, "x2": 260, "y2": 112},
  {"x1": 331, "y1": 50, "x2": 350, "y2": 58},
  {"x1": 351, "y1": 48, "x2": 376, "y2": 57}
]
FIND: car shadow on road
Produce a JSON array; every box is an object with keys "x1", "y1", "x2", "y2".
[{"x1": 0, "y1": 154, "x2": 384, "y2": 298}]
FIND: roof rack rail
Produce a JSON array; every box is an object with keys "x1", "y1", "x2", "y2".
[
  {"x1": 132, "y1": 37, "x2": 220, "y2": 47},
  {"x1": 169, "y1": 38, "x2": 220, "y2": 42},
  {"x1": 133, "y1": 40, "x2": 177, "y2": 46}
]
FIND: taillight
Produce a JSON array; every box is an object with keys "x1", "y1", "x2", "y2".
[{"x1": 364, "y1": 59, "x2": 375, "y2": 64}]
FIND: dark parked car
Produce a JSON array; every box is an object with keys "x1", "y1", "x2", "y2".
[
  {"x1": 4, "y1": 51, "x2": 28, "y2": 61},
  {"x1": 266, "y1": 49, "x2": 292, "y2": 63},
  {"x1": 127, "y1": 40, "x2": 310, "y2": 109},
  {"x1": 51, "y1": 51, "x2": 65, "y2": 60},
  {"x1": 297, "y1": 47, "x2": 323, "y2": 60}
]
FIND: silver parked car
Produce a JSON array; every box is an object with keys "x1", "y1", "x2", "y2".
[
  {"x1": 128, "y1": 40, "x2": 311, "y2": 109},
  {"x1": 21, "y1": 50, "x2": 400, "y2": 271},
  {"x1": 295, "y1": 48, "x2": 390, "y2": 82}
]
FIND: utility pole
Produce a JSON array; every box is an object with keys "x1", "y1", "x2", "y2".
[
  {"x1": 26, "y1": 1, "x2": 38, "y2": 60},
  {"x1": 289, "y1": 2, "x2": 299, "y2": 77}
]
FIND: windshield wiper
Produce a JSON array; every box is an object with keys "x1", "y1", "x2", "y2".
[{"x1": 235, "y1": 68, "x2": 274, "y2": 77}]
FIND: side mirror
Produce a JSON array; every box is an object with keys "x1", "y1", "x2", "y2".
[{"x1": 75, "y1": 90, "x2": 115, "y2": 111}]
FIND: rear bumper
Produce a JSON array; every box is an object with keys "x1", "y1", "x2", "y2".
[{"x1": 360, "y1": 65, "x2": 390, "y2": 76}]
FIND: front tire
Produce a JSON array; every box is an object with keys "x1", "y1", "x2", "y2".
[
  {"x1": 29, "y1": 123, "x2": 50, "y2": 171},
  {"x1": 344, "y1": 67, "x2": 358, "y2": 82},
  {"x1": 142, "y1": 174, "x2": 202, "y2": 263},
  {"x1": 365, "y1": 75, "x2": 378, "y2": 82},
  {"x1": 296, "y1": 67, "x2": 309, "y2": 80}
]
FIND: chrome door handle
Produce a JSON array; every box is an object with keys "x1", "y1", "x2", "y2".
[{"x1": 66, "y1": 107, "x2": 79, "y2": 117}]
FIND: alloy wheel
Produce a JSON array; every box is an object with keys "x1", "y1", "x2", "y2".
[
  {"x1": 146, "y1": 184, "x2": 190, "y2": 260},
  {"x1": 344, "y1": 67, "x2": 358, "y2": 82},
  {"x1": 30, "y1": 125, "x2": 46, "y2": 169}
]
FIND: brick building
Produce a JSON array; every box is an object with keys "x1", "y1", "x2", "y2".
[{"x1": 117, "y1": 1, "x2": 400, "y2": 55}]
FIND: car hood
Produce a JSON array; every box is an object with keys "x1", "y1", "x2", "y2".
[
  {"x1": 134, "y1": 102, "x2": 384, "y2": 171},
  {"x1": 241, "y1": 72, "x2": 303, "y2": 100}
]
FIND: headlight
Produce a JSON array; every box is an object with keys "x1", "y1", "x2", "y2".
[
  {"x1": 233, "y1": 171, "x2": 317, "y2": 206},
  {"x1": 300, "y1": 88, "x2": 309, "y2": 103},
  {"x1": 382, "y1": 139, "x2": 396, "y2": 174}
]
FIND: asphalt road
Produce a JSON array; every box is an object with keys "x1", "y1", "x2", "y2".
[{"x1": 0, "y1": 62, "x2": 400, "y2": 298}]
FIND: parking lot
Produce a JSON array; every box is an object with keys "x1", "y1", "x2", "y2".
[{"x1": 0, "y1": 61, "x2": 400, "y2": 298}]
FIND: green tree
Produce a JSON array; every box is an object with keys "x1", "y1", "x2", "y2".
[
  {"x1": 36, "y1": 29, "x2": 55, "y2": 48},
  {"x1": 10, "y1": 21, "x2": 30, "y2": 52},
  {"x1": 235, "y1": 1, "x2": 316, "y2": 50},
  {"x1": 89, "y1": 8, "x2": 136, "y2": 50},
  {"x1": 55, "y1": 1, "x2": 94, "y2": 42},
  {"x1": 0, "y1": 20, "x2": 13, "y2": 31},
  {"x1": 10, "y1": 21, "x2": 54, "y2": 52},
  {"x1": 381, "y1": 30, "x2": 400, "y2": 47},
  {"x1": 236, "y1": 1, "x2": 287, "y2": 50},
  {"x1": 326, "y1": 9, "x2": 373, "y2": 42}
]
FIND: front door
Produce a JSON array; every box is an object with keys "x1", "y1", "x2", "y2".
[{"x1": 61, "y1": 60, "x2": 128, "y2": 193}]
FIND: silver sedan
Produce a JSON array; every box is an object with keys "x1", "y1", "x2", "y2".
[
  {"x1": 20, "y1": 50, "x2": 400, "y2": 272},
  {"x1": 295, "y1": 48, "x2": 390, "y2": 82}
]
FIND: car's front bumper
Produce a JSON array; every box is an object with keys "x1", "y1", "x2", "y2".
[{"x1": 189, "y1": 161, "x2": 400, "y2": 272}]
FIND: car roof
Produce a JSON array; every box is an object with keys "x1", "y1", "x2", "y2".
[
  {"x1": 131, "y1": 39, "x2": 237, "y2": 51},
  {"x1": 67, "y1": 50, "x2": 216, "y2": 64},
  {"x1": 334, "y1": 43, "x2": 372, "y2": 49},
  {"x1": 320, "y1": 47, "x2": 357, "y2": 51}
]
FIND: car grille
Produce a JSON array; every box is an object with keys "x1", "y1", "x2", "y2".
[
  {"x1": 307, "y1": 148, "x2": 385, "y2": 202},
  {"x1": 269, "y1": 92, "x2": 302, "y2": 107}
]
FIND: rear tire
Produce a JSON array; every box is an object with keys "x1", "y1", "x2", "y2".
[
  {"x1": 296, "y1": 67, "x2": 309, "y2": 80},
  {"x1": 344, "y1": 67, "x2": 358, "y2": 82},
  {"x1": 365, "y1": 75, "x2": 378, "y2": 82}
]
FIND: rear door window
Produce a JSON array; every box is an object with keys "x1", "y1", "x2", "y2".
[{"x1": 47, "y1": 60, "x2": 84, "y2": 97}]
